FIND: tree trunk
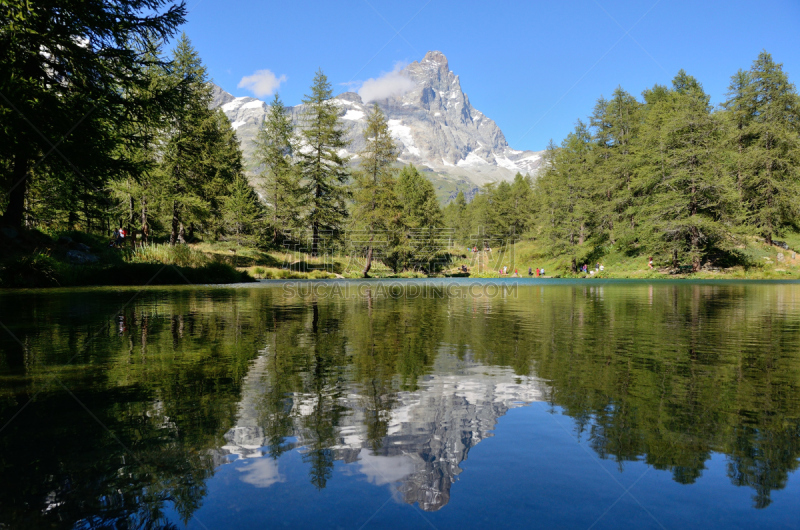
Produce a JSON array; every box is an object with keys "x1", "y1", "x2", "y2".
[
  {"x1": 363, "y1": 235, "x2": 374, "y2": 278},
  {"x1": 141, "y1": 195, "x2": 149, "y2": 245},
  {"x1": 178, "y1": 223, "x2": 186, "y2": 244},
  {"x1": 170, "y1": 201, "x2": 179, "y2": 246},
  {"x1": 128, "y1": 195, "x2": 135, "y2": 249},
  {"x1": 2, "y1": 154, "x2": 29, "y2": 229},
  {"x1": 672, "y1": 249, "x2": 678, "y2": 269},
  {"x1": 188, "y1": 222, "x2": 194, "y2": 242},
  {"x1": 311, "y1": 222, "x2": 319, "y2": 258},
  {"x1": 571, "y1": 257, "x2": 577, "y2": 273}
]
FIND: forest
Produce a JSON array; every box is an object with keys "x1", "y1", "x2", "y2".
[{"x1": 445, "y1": 52, "x2": 800, "y2": 273}]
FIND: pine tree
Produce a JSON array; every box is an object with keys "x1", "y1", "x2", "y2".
[
  {"x1": 605, "y1": 87, "x2": 642, "y2": 245},
  {"x1": 109, "y1": 37, "x2": 176, "y2": 246},
  {"x1": 443, "y1": 190, "x2": 470, "y2": 244},
  {"x1": 722, "y1": 70, "x2": 755, "y2": 195},
  {"x1": 223, "y1": 175, "x2": 264, "y2": 247},
  {"x1": 395, "y1": 165, "x2": 444, "y2": 271},
  {"x1": 161, "y1": 33, "x2": 216, "y2": 245},
  {"x1": 297, "y1": 69, "x2": 350, "y2": 257},
  {"x1": 195, "y1": 108, "x2": 245, "y2": 239},
  {"x1": 727, "y1": 52, "x2": 800, "y2": 245},
  {"x1": 636, "y1": 71, "x2": 738, "y2": 269},
  {"x1": 351, "y1": 104, "x2": 401, "y2": 277},
  {"x1": 0, "y1": 0, "x2": 186, "y2": 230},
  {"x1": 255, "y1": 93, "x2": 302, "y2": 246}
]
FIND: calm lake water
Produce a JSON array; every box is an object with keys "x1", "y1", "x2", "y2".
[{"x1": 1, "y1": 280, "x2": 800, "y2": 529}]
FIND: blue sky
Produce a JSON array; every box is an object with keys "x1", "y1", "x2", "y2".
[{"x1": 181, "y1": 0, "x2": 800, "y2": 152}]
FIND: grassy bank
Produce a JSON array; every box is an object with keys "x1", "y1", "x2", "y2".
[
  {"x1": 0, "y1": 229, "x2": 251, "y2": 288},
  {"x1": 446, "y1": 237, "x2": 800, "y2": 279},
  {"x1": 5, "y1": 227, "x2": 800, "y2": 288}
]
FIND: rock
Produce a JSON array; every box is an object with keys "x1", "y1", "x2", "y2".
[
  {"x1": 75, "y1": 242, "x2": 91, "y2": 252},
  {"x1": 66, "y1": 250, "x2": 98, "y2": 264},
  {"x1": 1, "y1": 227, "x2": 18, "y2": 239},
  {"x1": 57, "y1": 236, "x2": 73, "y2": 245},
  {"x1": 211, "y1": 51, "x2": 544, "y2": 193}
]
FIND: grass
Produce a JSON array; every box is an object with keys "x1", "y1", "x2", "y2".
[
  {"x1": 444, "y1": 236, "x2": 800, "y2": 279},
  {"x1": 6, "y1": 227, "x2": 800, "y2": 288},
  {"x1": 0, "y1": 230, "x2": 251, "y2": 288}
]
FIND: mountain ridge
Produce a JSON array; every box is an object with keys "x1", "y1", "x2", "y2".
[{"x1": 211, "y1": 51, "x2": 544, "y2": 201}]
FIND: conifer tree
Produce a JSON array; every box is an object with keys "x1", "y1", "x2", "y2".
[
  {"x1": 161, "y1": 33, "x2": 215, "y2": 245},
  {"x1": 0, "y1": 0, "x2": 186, "y2": 229},
  {"x1": 109, "y1": 37, "x2": 176, "y2": 246},
  {"x1": 395, "y1": 165, "x2": 444, "y2": 271},
  {"x1": 223, "y1": 175, "x2": 264, "y2": 247},
  {"x1": 605, "y1": 87, "x2": 642, "y2": 245},
  {"x1": 297, "y1": 69, "x2": 350, "y2": 256},
  {"x1": 351, "y1": 104, "x2": 401, "y2": 277},
  {"x1": 443, "y1": 190, "x2": 470, "y2": 244},
  {"x1": 727, "y1": 52, "x2": 800, "y2": 245},
  {"x1": 255, "y1": 93, "x2": 302, "y2": 245},
  {"x1": 195, "y1": 108, "x2": 246, "y2": 239},
  {"x1": 636, "y1": 71, "x2": 738, "y2": 269}
]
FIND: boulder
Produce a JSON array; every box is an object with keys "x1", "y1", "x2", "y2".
[{"x1": 66, "y1": 250, "x2": 98, "y2": 264}]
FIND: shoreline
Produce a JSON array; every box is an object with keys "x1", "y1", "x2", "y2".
[{"x1": 5, "y1": 274, "x2": 800, "y2": 293}]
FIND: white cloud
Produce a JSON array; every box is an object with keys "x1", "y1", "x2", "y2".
[
  {"x1": 238, "y1": 69, "x2": 287, "y2": 98},
  {"x1": 358, "y1": 63, "x2": 416, "y2": 103},
  {"x1": 237, "y1": 457, "x2": 285, "y2": 488},
  {"x1": 358, "y1": 451, "x2": 416, "y2": 485}
]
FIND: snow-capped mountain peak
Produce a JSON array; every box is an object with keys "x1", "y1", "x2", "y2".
[{"x1": 211, "y1": 51, "x2": 543, "y2": 199}]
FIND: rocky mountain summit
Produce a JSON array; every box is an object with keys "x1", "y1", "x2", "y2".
[{"x1": 211, "y1": 51, "x2": 544, "y2": 199}]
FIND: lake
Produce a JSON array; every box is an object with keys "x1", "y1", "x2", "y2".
[{"x1": 1, "y1": 280, "x2": 799, "y2": 529}]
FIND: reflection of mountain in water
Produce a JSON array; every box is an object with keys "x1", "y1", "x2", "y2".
[{"x1": 213, "y1": 349, "x2": 545, "y2": 511}]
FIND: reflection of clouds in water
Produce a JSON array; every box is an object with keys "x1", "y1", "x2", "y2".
[
  {"x1": 358, "y1": 451, "x2": 416, "y2": 486},
  {"x1": 237, "y1": 458, "x2": 285, "y2": 488}
]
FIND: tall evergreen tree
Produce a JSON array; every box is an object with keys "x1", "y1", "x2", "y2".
[
  {"x1": 161, "y1": 33, "x2": 217, "y2": 245},
  {"x1": 726, "y1": 52, "x2": 800, "y2": 245},
  {"x1": 0, "y1": 0, "x2": 186, "y2": 229},
  {"x1": 443, "y1": 190, "x2": 470, "y2": 244},
  {"x1": 395, "y1": 165, "x2": 444, "y2": 271},
  {"x1": 254, "y1": 93, "x2": 302, "y2": 245},
  {"x1": 297, "y1": 70, "x2": 350, "y2": 257},
  {"x1": 223, "y1": 175, "x2": 264, "y2": 247},
  {"x1": 351, "y1": 104, "x2": 401, "y2": 277},
  {"x1": 636, "y1": 71, "x2": 738, "y2": 269}
]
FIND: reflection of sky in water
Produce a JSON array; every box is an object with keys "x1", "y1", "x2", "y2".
[
  {"x1": 214, "y1": 350, "x2": 546, "y2": 510},
  {"x1": 236, "y1": 457, "x2": 285, "y2": 488},
  {"x1": 358, "y1": 452, "x2": 417, "y2": 486}
]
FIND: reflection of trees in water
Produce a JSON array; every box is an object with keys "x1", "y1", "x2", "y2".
[
  {"x1": 2, "y1": 283, "x2": 800, "y2": 524},
  {"x1": 0, "y1": 289, "x2": 278, "y2": 529},
  {"x1": 521, "y1": 284, "x2": 800, "y2": 509}
]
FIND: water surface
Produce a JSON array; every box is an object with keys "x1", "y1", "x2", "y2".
[{"x1": 1, "y1": 280, "x2": 799, "y2": 528}]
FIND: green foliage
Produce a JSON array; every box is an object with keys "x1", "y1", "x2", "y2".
[
  {"x1": 222, "y1": 176, "x2": 265, "y2": 247},
  {"x1": 524, "y1": 52, "x2": 800, "y2": 271},
  {"x1": 350, "y1": 104, "x2": 402, "y2": 276},
  {"x1": 297, "y1": 69, "x2": 351, "y2": 256},
  {"x1": 255, "y1": 93, "x2": 303, "y2": 245},
  {"x1": 395, "y1": 165, "x2": 446, "y2": 271},
  {"x1": 0, "y1": 0, "x2": 187, "y2": 230},
  {"x1": 724, "y1": 51, "x2": 800, "y2": 244}
]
